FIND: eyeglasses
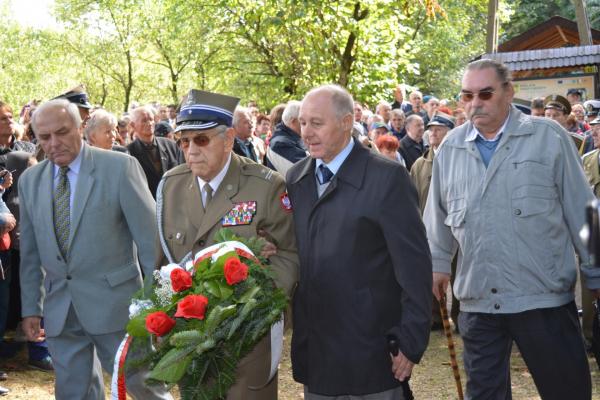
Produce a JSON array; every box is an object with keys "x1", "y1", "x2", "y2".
[
  {"x1": 459, "y1": 90, "x2": 496, "y2": 103},
  {"x1": 179, "y1": 133, "x2": 219, "y2": 148},
  {"x1": 459, "y1": 83, "x2": 508, "y2": 103}
]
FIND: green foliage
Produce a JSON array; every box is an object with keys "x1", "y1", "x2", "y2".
[
  {"x1": 148, "y1": 346, "x2": 195, "y2": 382},
  {"x1": 1, "y1": 0, "x2": 491, "y2": 113},
  {"x1": 500, "y1": 0, "x2": 600, "y2": 42}
]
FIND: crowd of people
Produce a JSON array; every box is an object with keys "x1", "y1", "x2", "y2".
[{"x1": 0, "y1": 57, "x2": 599, "y2": 399}]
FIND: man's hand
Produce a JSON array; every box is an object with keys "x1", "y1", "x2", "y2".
[
  {"x1": 22, "y1": 316, "x2": 43, "y2": 342},
  {"x1": 433, "y1": 272, "x2": 450, "y2": 301},
  {"x1": 257, "y1": 229, "x2": 277, "y2": 258},
  {"x1": 2, "y1": 214, "x2": 16, "y2": 234},
  {"x1": 391, "y1": 351, "x2": 414, "y2": 382},
  {"x1": 0, "y1": 171, "x2": 13, "y2": 190}
]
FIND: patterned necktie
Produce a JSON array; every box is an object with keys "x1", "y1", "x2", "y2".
[
  {"x1": 54, "y1": 166, "x2": 70, "y2": 258},
  {"x1": 203, "y1": 184, "x2": 213, "y2": 210},
  {"x1": 319, "y1": 164, "x2": 334, "y2": 184}
]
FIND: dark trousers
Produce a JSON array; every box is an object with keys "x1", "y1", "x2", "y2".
[{"x1": 459, "y1": 302, "x2": 591, "y2": 400}]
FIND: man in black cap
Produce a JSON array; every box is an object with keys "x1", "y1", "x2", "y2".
[
  {"x1": 544, "y1": 94, "x2": 585, "y2": 152},
  {"x1": 567, "y1": 88, "x2": 583, "y2": 105},
  {"x1": 156, "y1": 89, "x2": 298, "y2": 400},
  {"x1": 544, "y1": 94, "x2": 571, "y2": 127},
  {"x1": 154, "y1": 121, "x2": 175, "y2": 141},
  {"x1": 53, "y1": 84, "x2": 93, "y2": 127},
  {"x1": 127, "y1": 106, "x2": 183, "y2": 198}
]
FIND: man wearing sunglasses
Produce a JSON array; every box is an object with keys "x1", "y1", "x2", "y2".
[
  {"x1": 424, "y1": 59, "x2": 597, "y2": 400},
  {"x1": 156, "y1": 89, "x2": 298, "y2": 400}
]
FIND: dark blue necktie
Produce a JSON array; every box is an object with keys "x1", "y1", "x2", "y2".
[{"x1": 319, "y1": 164, "x2": 334, "y2": 184}]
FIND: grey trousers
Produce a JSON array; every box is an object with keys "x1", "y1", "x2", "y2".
[
  {"x1": 46, "y1": 305, "x2": 173, "y2": 400},
  {"x1": 304, "y1": 386, "x2": 406, "y2": 400}
]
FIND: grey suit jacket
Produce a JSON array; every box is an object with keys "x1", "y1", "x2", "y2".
[{"x1": 19, "y1": 144, "x2": 157, "y2": 337}]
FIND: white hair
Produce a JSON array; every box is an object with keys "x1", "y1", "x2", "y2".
[
  {"x1": 232, "y1": 107, "x2": 251, "y2": 127},
  {"x1": 130, "y1": 105, "x2": 155, "y2": 122},
  {"x1": 84, "y1": 109, "x2": 117, "y2": 140},
  {"x1": 282, "y1": 100, "x2": 301, "y2": 125},
  {"x1": 31, "y1": 99, "x2": 81, "y2": 132}
]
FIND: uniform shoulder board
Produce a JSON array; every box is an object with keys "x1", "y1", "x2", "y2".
[
  {"x1": 163, "y1": 163, "x2": 190, "y2": 178},
  {"x1": 241, "y1": 162, "x2": 278, "y2": 182}
]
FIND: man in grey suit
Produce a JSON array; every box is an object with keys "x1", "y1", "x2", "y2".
[{"x1": 19, "y1": 99, "x2": 172, "y2": 400}]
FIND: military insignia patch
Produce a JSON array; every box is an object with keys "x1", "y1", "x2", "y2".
[
  {"x1": 280, "y1": 193, "x2": 292, "y2": 212},
  {"x1": 222, "y1": 201, "x2": 257, "y2": 226}
]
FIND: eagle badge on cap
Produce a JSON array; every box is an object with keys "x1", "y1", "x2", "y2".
[{"x1": 222, "y1": 201, "x2": 257, "y2": 226}]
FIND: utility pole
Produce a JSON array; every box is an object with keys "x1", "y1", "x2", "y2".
[
  {"x1": 573, "y1": 0, "x2": 593, "y2": 45},
  {"x1": 486, "y1": 0, "x2": 499, "y2": 53}
]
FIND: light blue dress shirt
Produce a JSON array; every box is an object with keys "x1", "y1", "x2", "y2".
[{"x1": 315, "y1": 138, "x2": 354, "y2": 197}]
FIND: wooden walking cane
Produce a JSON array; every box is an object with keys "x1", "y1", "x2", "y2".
[{"x1": 439, "y1": 292, "x2": 464, "y2": 400}]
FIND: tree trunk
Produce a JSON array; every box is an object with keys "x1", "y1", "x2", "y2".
[
  {"x1": 486, "y1": 0, "x2": 499, "y2": 53},
  {"x1": 124, "y1": 50, "x2": 133, "y2": 112},
  {"x1": 573, "y1": 0, "x2": 593, "y2": 45}
]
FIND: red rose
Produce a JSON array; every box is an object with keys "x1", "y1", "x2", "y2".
[
  {"x1": 145, "y1": 311, "x2": 176, "y2": 336},
  {"x1": 223, "y1": 257, "x2": 249, "y2": 285},
  {"x1": 170, "y1": 268, "x2": 192, "y2": 292},
  {"x1": 174, "y1": 294, "x2": 209, "y2": 320}
]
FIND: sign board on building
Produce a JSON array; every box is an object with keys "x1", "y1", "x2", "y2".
[{"x1": 513, "y1": 74, "x2": 595, "y2": 101}]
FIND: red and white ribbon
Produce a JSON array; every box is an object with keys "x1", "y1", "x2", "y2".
[{"x1": 111, "y1": 334, "x2": 132, "y2": 400}]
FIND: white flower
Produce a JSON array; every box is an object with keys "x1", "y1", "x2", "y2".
[
  {"x1": 128, "y1": 299, "x2": 154, "y2": 319},
  {"x1": 153, "y1": 269, "x2": 175, "y2": 307},
  {"x1": 159, "y1": 263, "x2": 184, "y2": 282}
]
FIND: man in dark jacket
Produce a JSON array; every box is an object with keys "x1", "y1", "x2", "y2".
[
  {"x1": 127, "y1": 106, "x2": 182, "y2": 198},
  {"x1": 287, "y1": 84, "x2": 432, "y2": 399},
  {"x1": 398, "y1": 114, "x2": 427, "y2": 171},
  {"x1": 266, "y1": 100, "x2": 307, "y2": 177}
]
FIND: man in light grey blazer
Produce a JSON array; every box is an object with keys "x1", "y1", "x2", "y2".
[{"x1": 19, "y1": 99, "x2": 172, "y2": 400}]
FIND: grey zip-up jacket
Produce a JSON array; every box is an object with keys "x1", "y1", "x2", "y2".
[{"x1": 424, "y1": 106, "x2": 599, "y2": 313}]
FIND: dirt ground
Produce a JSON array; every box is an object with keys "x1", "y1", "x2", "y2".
[{"x1": 2, "y1": 328, "x2": 600, "y2": 399}]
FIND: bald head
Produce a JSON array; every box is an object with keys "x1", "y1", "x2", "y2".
[
  {"x1": 130, "y1": 106, "x2": 155, "y2": 143},
  {"x1": 299, "y1": 85, "x2": 354, "y2": 163}
]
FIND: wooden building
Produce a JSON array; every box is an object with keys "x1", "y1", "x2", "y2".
[{"x1": 481, "y1": 16, "x2": 600, "y2": 101}]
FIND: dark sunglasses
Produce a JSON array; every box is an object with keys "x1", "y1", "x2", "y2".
[
  {"x1": 179, "y1": 133, "x2": 219, "y2": 148},
  {"x1": 459, "y1": 90, "x2": 496, "y2": 103},
  {"x1": 459, "y1": 82, "x2": 508, "y2": 103}
]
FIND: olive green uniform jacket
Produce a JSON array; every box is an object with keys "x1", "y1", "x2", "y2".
[
  {"x1": 157, "y1": 153, "x2": 299, "y2": 399},
  {"x1": 410, "y1": 148, "x2": 434, "y2": 214},
  {"x1": 583, "y1": 149, "x2": 600, "y2": 198}
]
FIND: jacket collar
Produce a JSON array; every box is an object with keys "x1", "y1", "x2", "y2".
[
  {"x1": 289, "y1": 137, "x2": 367, "y2": 191},
  {"x1": 446, "y1": 106, "x2": 533, "y2": 150},
  {"x1": 276, "y1": 123, "x2": 302, "y2": 143}
]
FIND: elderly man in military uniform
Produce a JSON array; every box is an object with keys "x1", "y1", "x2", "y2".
[
  {"x1": 410, "y1": 113, "x2": 459, "y2": 332},
  {"x1": 156, "y1": 89, "x2": 298, "y2": 400},
  {"x1": 581, "y1": 115, "x2": 600, "y2": 347}
]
